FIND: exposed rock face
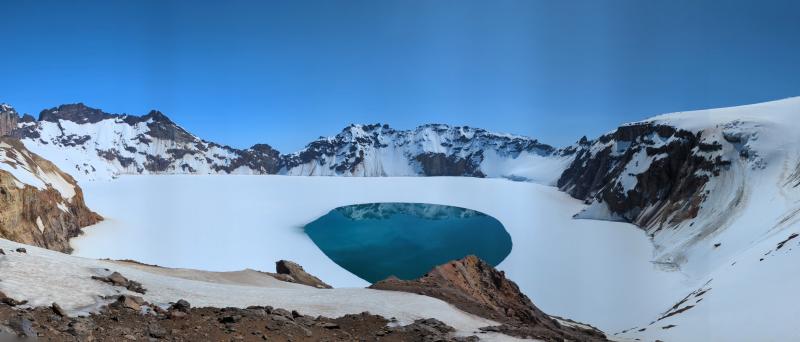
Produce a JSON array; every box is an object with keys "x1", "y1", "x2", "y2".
[
  {"x1": 554, "y1": 119, "x2": 769, "y2": 268},
  {"x1": 557, "y1": 122, "x2": 731, "y2": 230},
  {"x1": 9, "y1": 102, "x2": 553, "y2": 180},
  {"x1": 39, "y1": 103, "x2": 119, "y2": 124},
  {"x1": 0, "y1": 137, "x2": 102, "y2": 253},
  {"x1": 414, "y1": 152, "x2": 485, "y2": 177},
  {"x1": 0, "y1": 104, "x2": 19, "y2": 137},
  {"x1": 370, "y1": 255, "x2": 608, "y2": 341},
  {"x1": 273, "y1": 260, "x2": 332, "y2": 289}
]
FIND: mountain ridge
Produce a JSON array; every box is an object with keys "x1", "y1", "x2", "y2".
[{"x1": 1, "y1": 102, "x2": 557, "y2": 181}]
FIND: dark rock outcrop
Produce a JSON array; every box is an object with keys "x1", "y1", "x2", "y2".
[
  {"x1": 371, "y1": 255, "x2": 608, "y2": 341},
  {"x1": 39, "y1": 103, "x2": 120, "y2": 124},
  {"x1": 92, "y1": 271, "x2": 147, "y2": 294},
  {"x1": 415, "y1": 152, "x2": 485, "y2": 177}
]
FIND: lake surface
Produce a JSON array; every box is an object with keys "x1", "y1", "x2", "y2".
[{"x1": 304, "y1": 202, "x2": 512, "y2": 283}]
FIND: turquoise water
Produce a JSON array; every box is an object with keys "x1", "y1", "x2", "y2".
[{"x1": 304, "y1": 202, "x2": 512, "y2": 283}]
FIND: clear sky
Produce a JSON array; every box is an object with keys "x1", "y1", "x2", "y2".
[{"x1": 1, "y1": 0, "x2": 799, "y2": 152}]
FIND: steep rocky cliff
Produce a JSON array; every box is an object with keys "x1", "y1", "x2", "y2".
[
  {"x1": 555, "y1": 98, "x2": 800, "y2": 273},
  {"x1": 0, "y1": 137, "x2": 101, "y2": 252},
  {"x1": 557, "y1": 123, "x2": 731, "y2": 230}
]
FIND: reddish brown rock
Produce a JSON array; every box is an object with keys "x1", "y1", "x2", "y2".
[
  {"x1": 0, "y1": 137, "x2": 102, "y2": 253},
  {"x1": 371, "y1": 255, "x2": 608, "y2": 341}
]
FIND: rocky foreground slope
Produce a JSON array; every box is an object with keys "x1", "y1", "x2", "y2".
[
  {"x1": 0, "y1": 131, "x2": 101, "y2": 252},
  {"x1": 3, "y1": 103, "x2": 557, "y2": 181},
  {"x1": 0, "y1": 238, "x2": 607, "y2": 341}
]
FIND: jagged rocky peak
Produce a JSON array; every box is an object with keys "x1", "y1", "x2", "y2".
[
  {"x1": 141, "y1": 109, "x2": 170, "y2": 122},
  {"x1": 249, "y1": 143, "x2": 280, "y2": 155},
  {"x1": 38, "y1": 103, "x2": 121, "y2": 124}
]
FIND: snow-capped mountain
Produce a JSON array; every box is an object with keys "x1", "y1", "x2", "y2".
[
  {"x1": 554, "y1": 97, "x2": 800, "y2": 341},
  {"x1": 557, "y1": 97, "x2": 800, "y2": 274},
  {"x1": 13, "y1": 103, "x2": 281, "y2": 181},
  {"x1": 283, "y1": 123, "x2": 557, "y2": 178},
  {"x1": 5, "y1": 103, "x2": 560, "y2": 182}
]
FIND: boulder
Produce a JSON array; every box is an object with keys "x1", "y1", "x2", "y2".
[
  {"x1": 107, "y1": 271, "x2": 128, "y2": 286},
  {"x1": 51, "y1": 302, "x2": 67, "y2": 317},
  {"x1": 92, "y1": 271, "x2": 147, "y2": 294},
  {"x1": 118, "y1": 295, "x2": 145, "y2": 311},
  {"x1": 169, "y1": 299, "x2": 191, "y2": 313},
  {"x1": 148, "y1": 323, "x2": 167, "y2": 339},
  {"x1": 7, "y1": 317, "x2": 35, "y2": 337},
  {"x1": 274, "y1": 260, "x2": 332, "y2": 289},
  {"x1": 0, "y1": 290, "x2": 26, "y2": 307}
]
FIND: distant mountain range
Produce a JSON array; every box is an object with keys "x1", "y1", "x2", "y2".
[{"x1": 0, "y1": 103, "x2": 557, "y2": 181}]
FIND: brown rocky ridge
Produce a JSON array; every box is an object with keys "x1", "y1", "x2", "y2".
[{"x1": 371, "y1": 255, "x2": 608, "y2": 341}]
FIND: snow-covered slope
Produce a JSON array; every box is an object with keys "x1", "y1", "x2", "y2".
[
  {"x1": 554, "y1": 97, "x2": 800, "y2": 340},
  {"x1": 7, "y1": 103, "x2": 559, "y2": 182}
]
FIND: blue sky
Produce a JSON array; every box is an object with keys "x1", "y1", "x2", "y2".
[{"x1": 1, "y1": 0, "x2": 799, "y2": 152}]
